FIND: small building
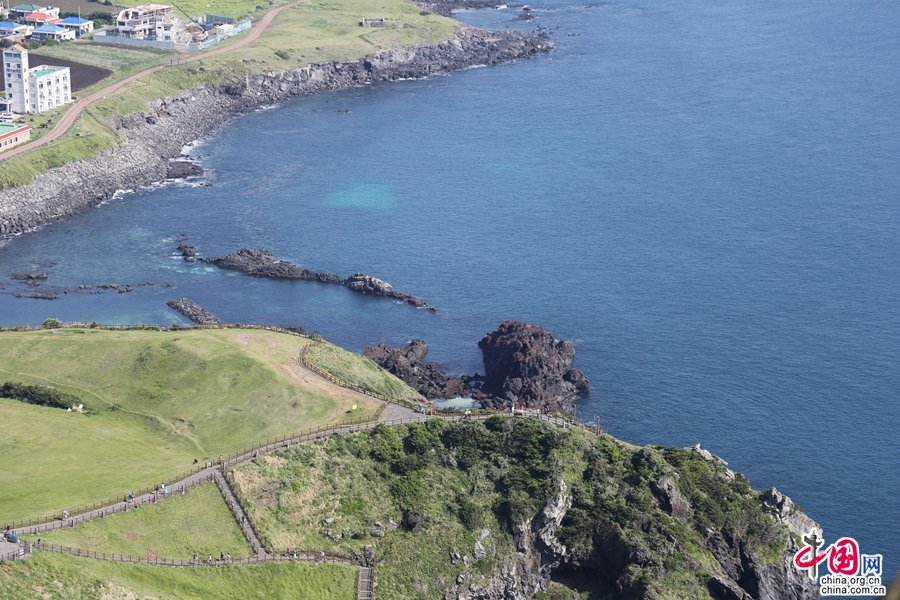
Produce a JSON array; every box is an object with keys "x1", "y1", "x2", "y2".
[
  {"x1": 9, "y1": 4, "x2": 46, "y2": 19},
  {"x1": 56, "y1": 16, "x2": 93, "y2": 37},
  {"x1": 360, "y1": 17, "x2": 385, "y2": 27},
  {"x1": 0, "y1": 122, "x2": 31, "y2": 152},
  {"x1": 23, "y1": 12, "x2": 60, "y2": 26},
  {"x1": 30, "y1": 23, "x2": 74, "y2": 41},
  {"x1": 0, "y1": 20, "x2": 28, "y2": 36},
  {"x1": 116, "y1": 4, "x2": 173, "y2": 39}
]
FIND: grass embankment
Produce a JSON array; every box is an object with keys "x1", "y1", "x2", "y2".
[
  {"x1": 231, "y1": 418, "x2": 791, "y2": 600},
  {"x1": 305, "y1": 339, "x2": 422, "y2": 403},
  {"x1": 0, "y1": 551, "x2": 356, "y2": 599},
  {"x1": 0, "y1": 0, "x2": 457, "y2": 188},
  {"x1": 21, "y1": 482, "x2": 253, "y2": 560},
  {"x1": 0, "y1": 327, "x2": 383, "y2": 523}
]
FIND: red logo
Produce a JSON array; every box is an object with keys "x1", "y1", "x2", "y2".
[{"x1": 794, "y1": 536, "x2": 859, "y2": 576}]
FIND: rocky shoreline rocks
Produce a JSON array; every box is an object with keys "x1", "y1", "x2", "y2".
[
  {"x1": 204, "y1": 248, "x2": 437, "y2": 310},
  {"x1": 0, "y1": 27, "x2": 549, "y2": 237},
  {"x1": 364, "y1": 321, "x2": 589, "y2": 413},
  {"x1": 165, "y1": 297, "x2": 223, "y2": 325}
]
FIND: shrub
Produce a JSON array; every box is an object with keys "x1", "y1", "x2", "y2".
[
  {"x1": 0, "y1": 382, "x2": 80, "y2": 410},
  {"x1": 41, "y1": 318, "x2": 62, "y2": 329}
]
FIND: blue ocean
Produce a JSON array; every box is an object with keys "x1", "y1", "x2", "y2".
[{"x1": 1, "y1": 0, "x2": 897, "y2": 588}]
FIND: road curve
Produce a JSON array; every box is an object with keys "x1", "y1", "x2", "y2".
[{"x1": 1, "y1": 0, "x2": 303, "y2": 161}]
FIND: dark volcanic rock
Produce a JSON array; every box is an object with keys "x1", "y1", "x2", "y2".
[
  {"x1": 475, "y1": 321, "x2": 589, "y2": 413},
  {"x1": 177, "y1": 244, "x2": 197, "y2": 261},
  {"x1": 11, "y1": 271, "x2": 48, "y2": 280},
  {"x1": 166, "y1": 161, "x2": 204, "y2": 179},
  {"x1": 204, "y1": 248, "x2": 343, "y2": 282},
  {"x1": 166, "y1": 298, "x2": 223, "y2": 325},
  {"x1": 363, "y1": 340, "x2": 470, "y2": 399},
  {"x1": 204, "y1": 248, "x2": 436, "y2": 310},
  {"x1": 26, "y1": 291, "x2": 58, "y2": 300}
]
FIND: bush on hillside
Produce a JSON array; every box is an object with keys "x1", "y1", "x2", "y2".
[{"x1": 0, "y1": 382, "x2": 80, "y2": 410}]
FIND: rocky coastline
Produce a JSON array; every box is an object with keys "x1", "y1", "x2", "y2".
[
  {"x1": 0, "y1": 26, "x2": 549, "y2": 237},
  {"x1": 364, "y1": 321, "x2": 590, "y2": 413}
]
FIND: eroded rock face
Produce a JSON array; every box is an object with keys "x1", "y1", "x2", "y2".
[
  {"x1": 474, "y1": 321, "x2": 589, "y2": 413},
  {"x1": 363, "y1": 339, "x2": 472, "y2": 399},
  {"x1": 701, "y1": 488, "x2": 821, "y2": 600},
  {"x1": 652, "y1": 475, "x2": 690, "y2": 518}
]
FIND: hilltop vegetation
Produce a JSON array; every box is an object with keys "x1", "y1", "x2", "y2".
[
  {"x1": 0, "y1": 327, "x2": 384, "y2": 522},
  {"x1": 232, "y1": 417, "x2": 793, "y2": 600}
]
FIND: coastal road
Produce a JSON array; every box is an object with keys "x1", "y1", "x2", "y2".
[{"x1": 0, "y1": 0, "x2": 304, "y2": 162}]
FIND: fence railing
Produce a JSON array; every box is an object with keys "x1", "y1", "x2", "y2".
[
  {"x1": 0, "y1": 322, "x2": 313, "y2": 336},
  {"x1": 11, "y1": 542, "x2": 360, "y2": 567},
  {"x1": 221, "y1": 469, "x2": 270, "y2": 554}
]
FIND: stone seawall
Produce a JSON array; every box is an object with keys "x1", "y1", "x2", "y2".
[{"x1": 0, "y1": 27, "x2": 549, "y2": 236}]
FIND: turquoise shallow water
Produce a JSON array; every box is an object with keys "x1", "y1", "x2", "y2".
[{"x1": 1, "y1": 0, "x2": 898, "y2": 587}]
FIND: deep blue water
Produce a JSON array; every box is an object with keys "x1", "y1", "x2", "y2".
[{"x1": 1, "y1": 0, "x2": 898, "y2": 588}]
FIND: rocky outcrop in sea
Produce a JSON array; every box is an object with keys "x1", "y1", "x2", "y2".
[
  {"x1": 165, "y1": 298, "x2": 223, "y2": 325},
  {"x1": 0, "y1": 27, "x2": 549, "y2": 236},
  {"x1": 364, "y1": 321, "x2": 588, "y2": 411},
  {"x1": 204, "y1": 248, "x2": 436, "y2": 310},
  {"x1": 475, "y1": 320, "x2": 589, "y2": 413}
]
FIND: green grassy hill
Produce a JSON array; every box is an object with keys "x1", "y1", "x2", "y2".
[
  {"x1": 0, "y1": 327, "x2": 386, "y2": 522},
  {"x1": 0, "y1": 551, "x2": 357, "y2": 599}
]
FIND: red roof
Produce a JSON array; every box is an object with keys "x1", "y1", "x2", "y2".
[{"x1": 26, "y1": 12, "x2": 58, "y2": 20}]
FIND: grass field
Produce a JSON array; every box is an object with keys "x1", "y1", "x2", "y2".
[
  {"x1": 21, "y1": 482, "x2": 253, "y2": 560},
  {"x1": 0, "y1": 551, "x2": 357, "y2": 599},
  {"x1": 305, "y1": 339, "x2": 422, "y2": 402},
  {"x1": 0, "y1": 328, "x2": 381, "y2": 522}
]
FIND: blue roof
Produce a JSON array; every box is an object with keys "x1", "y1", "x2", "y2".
[
  {"x1": 58, "y1": 16, "x2": 91, "y2": 24},
  {"x1": 0, "y1": 20, "x2": 25, "y2": 28},
  {"x1": 32, "y1": 24, "x2": 67, "y2": 32}
]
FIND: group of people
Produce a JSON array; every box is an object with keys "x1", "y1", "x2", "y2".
[{"x1": 192, "y1": 552, "x2": 232, "y2": 565}]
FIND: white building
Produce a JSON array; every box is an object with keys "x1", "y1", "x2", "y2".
[
  {"x1": 2, "y1": 44, "x2": 71, "y2": 114},
  {"x1": 116, "y1": 4, "x2": 173, "y2": 39},
  {"x1": 30, "y1": 23, "x2": 75, "y2": 41}
]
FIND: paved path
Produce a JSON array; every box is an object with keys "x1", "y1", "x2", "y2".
[
  {"x1": 0, "y1": 0, "x2": 304, "y2": 162},
  {"x1": 214, "y1": 470, "x2": 266, "y2": 556}
]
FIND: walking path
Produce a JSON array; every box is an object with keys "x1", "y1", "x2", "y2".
[
  {"x1": 0, "y1": 0, "x2": 304, "y2": 161},
  {"x1": 214, "y1": 470, "x2": 266, "y2": 556},
  {"x1": 1, "y1": 350, "x2": 583, "y2": 600}
]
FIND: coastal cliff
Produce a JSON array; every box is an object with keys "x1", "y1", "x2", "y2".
[
  {"x1": 233, "y1": 417, "x2": 821, "y2": 600},
  {"x1": 0, "y1": 27, "x2": 548, "y2": 236}
]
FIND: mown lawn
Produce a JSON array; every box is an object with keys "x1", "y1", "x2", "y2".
[
  {"x1": 21, "y1": 482, "x2": 253, "y2": 560},
  {"x1": 0, "y1": 551, "x2": 357, "y2": 599},
  {"x1": 0, "y1": 328, "x2": 379, "y2": 523}
]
